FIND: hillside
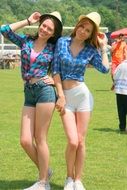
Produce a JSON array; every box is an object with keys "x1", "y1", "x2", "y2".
[{"x1": 0, "y1": 0, "x2": 127, "y2": 32}]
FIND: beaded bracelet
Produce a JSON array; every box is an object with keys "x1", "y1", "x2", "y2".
[{"x1": 27, "y1": 18, "x2": 31, "y2": 25}]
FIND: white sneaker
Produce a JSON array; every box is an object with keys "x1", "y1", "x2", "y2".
[
  {"x1": 23, "y1": 181, "x2": 51, "y2": 190},
  {"x1": 74, "y1": 180, "x2": 86, "y2": 190},
  {"x1": 64, "y1": 177, "x2": 74, "y2": 190}
]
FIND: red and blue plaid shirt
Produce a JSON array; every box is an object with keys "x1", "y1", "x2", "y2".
[{"x1": 1, "y1": 25, "x2": 54, "y2": 81}]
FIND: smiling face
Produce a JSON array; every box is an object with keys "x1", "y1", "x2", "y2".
[
  {"x1": 75, "y1": 19, "x2": 94, "y2": 41},
  {"x1": 38, "y1": 19, "x2": 55, "y2": 41},
  {"x1": 71, "y1": 17, "x2": 99, "y2": 48}
]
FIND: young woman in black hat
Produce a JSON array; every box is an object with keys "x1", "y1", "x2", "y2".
[{"x1": 1, "y1": 11, "x2": 62, "y2": 190}]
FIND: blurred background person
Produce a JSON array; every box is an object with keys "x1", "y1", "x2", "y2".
[{"x1": 111, "y1": 33, "x2": 127, "y2": 90}]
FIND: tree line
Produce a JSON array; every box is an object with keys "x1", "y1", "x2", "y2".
[{"x1": 0, "y1": 0, "x2": 127, "y2": 32}]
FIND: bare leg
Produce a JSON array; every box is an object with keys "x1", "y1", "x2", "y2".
[
  {"x1": 61, "y1": 111, "x2": 78, "y2": 179},
  {"x1": 75, "y1": 111, "x2": 91, "y2": 180},
  {"x1": 20, "y1": 106, "x2": 39, "y2": 168},
  {"x1": 35, "y1": 103, "x2": 55, "y2": 181}
]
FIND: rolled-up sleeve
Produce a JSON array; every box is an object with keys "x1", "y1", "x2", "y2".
[
  {"x1": 91, "y1": 50, "x2": 109, "y2": 73},
  {"x1": 1, "y1": 25, "x2": 27, "y2": 48}
]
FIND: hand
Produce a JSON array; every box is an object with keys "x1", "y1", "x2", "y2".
[
  {"x1": 28, "y1": 12, "x2": 41, "y2": 25},
  {"x1": 98, "y1": 32, "x2": 105, "y2": 39},
  {"x1": 42, "y1": 75, "x2": 54, "y2": 85},
  {"x1": 97, "y1": 32, "x2": 108, "y2": 49},
  {"x1": 55, "y1": 96, "x2": 66, "y2": 115}
]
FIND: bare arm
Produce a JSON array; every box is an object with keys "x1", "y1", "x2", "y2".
[
  {"x1": 98, "y1": 33, "x2": 110, "y2": 69},
  {"x1": 53, "y1": 74, "x2": 66, "y2": 115},
  {"x1": 10, "y1": 12, "x2": 41, "y2": 31}
]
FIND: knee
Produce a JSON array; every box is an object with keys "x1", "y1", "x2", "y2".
[
  {"x1": 68, "y1": 140, "x2": 78, "y2": 150},
  {"x1": 78, "y1": 137, "x2": 85, "y2": 149},
  {"x1": 20, "y1": 137, "x2": 32, "y2": 149}
]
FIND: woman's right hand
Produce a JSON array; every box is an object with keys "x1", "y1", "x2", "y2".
[{"x1": 28, "y1": 12, "x2": 41, "y2": 25}]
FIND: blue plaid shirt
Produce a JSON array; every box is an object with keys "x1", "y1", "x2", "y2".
[
  {"x1": 1, "y1": 25, "x2": 54, "y2": 81},
  {"x1": 52, "y1": 36, "x2": 109, "y2": 82}
]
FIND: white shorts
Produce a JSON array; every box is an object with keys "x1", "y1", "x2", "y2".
[{"x1": 64, "y1": 82, "x2": 94, "y2": 112}]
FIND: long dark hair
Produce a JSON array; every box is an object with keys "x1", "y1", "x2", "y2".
[{"x1": 29, "y1": 16, "x2": 63, "y2": 45}]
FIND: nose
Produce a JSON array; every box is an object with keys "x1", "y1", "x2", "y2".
[
  {"x1": 43, "y1": 27, "x2": 48, "y2": 33},
  {"x1": 81, "y1": 28, "x2": 85, "y2": 34}
]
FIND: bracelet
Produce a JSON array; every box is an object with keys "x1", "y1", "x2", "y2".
[
  {"x1": 27, "y1": 18, "x2": 31, "y2": 25},
  {"x1": 101, "y1": 49, "x2": 107, "y2": 55}
]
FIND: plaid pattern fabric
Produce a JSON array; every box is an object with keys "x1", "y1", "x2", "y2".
[
  {"x1": 52, "y1": 36, "x2": 109, "y2": 82},
  {"x1": 1, "y1": 25, "x2": 54, "y2": 81}
]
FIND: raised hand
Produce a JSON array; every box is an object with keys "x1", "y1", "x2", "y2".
[
  {"x1": 28, "y1": 12, "x2": 42, "y2": 25},
  {"x1": 97, "y1": 32, "x2": 108, "y2": 49}
]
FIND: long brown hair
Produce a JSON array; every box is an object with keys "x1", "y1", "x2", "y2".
[
  {"x1": 29, "y1": 16, "x2": 62, "y2": 44},
  {"x1": 71, "y1": 18, "x2": 100, "y2": 49}
]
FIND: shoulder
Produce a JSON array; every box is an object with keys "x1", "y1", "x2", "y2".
[
  {"x1": 120, "y1": 60, "x2": 127, "y2": 68},
  {"x1": 57, "y1": 36, "x2": 70, "y2": 43},
  {"x1": 47, "y1": 43, "x2": 55, "y2": 50},
  {"x1": 55, "y1": 36, "x2": 70, "y2": 49}
]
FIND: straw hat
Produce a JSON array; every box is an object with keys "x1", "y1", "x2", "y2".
[
  {"x1": 40, "y1": 11, "x2": 62, "y2": 30},
  {"x1": 79, "y1": 12, "x2": 101, "y2": 30}
]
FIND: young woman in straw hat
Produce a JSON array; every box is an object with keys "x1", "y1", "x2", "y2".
[
  {"x1": 1, "y1": 11, "x2": 62, "y2": 190},
  {"x1": 52, "y1": 12, "x2": 109, "y2": 190}
]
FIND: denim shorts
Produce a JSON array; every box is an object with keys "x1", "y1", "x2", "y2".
[{"x1": 24, "y1": 80, "x2": 57, "y2": 107}]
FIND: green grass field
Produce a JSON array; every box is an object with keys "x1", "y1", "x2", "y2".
[{"x1": 0, "y1": 67, "x2": 127, "y2": 190}]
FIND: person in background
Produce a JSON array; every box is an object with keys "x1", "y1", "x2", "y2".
[
  {"x1": 52, "y1": 12, "x2": 109, "y2": 190},
  {"x1": 113, "y1": 60, "x2": 127, "y2": 133},
  {"x1": 1, "y1": 11, "x2": 62, "y2": 190},
  {"x1": 111, "y1": 33, "x2": 127, "y2": 90}
]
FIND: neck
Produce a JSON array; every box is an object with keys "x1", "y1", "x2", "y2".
[
  {"x1": 35, "y1": 38, "x2": 47, "y2": 46},
  {"x1": 72, "y1": 37, "x2": 85, "y2": 47},
  {"x1": 34, "y1": 38, "x2": 47, "y2": 52}
]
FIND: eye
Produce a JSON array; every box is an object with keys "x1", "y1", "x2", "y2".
[
  {"x1": 42, "y1": 23, "x2": 46, "y2": 28},
  {"x1": 79, "y1": 25, "x2": 84, "y2": 29},
  {"x1": 86, "y1": 29, "x2": 90, "y2": 33},
  {"x1": 47, "y1": 27, "x2": 54, "y2": 32}
]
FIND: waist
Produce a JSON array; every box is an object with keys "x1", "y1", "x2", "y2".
[
  {"x1": 62, "y1": 80, "x2": 83, "y2": 90},
  {"x1": 25, "y1": 77, "x2": 45, "y2": 84}
]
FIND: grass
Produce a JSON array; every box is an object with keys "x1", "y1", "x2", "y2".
[{"x1": 0, "y1": 67, "x2": 127, "y2": 190}]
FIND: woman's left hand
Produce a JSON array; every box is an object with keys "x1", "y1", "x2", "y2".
[
  {"x1": 42, "y1": 75, "x2": 54, "y2": 85},
  {"x1": 55, "y1": 96, "x2": 66, "y2": 115},
  {"x1": 97, "y1": 32, "x2": 108, "y2": 49}
]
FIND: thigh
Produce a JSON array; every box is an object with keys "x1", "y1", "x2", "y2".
[
  {"x1": 77, "y1": 83, "x2": 94, "y2": 112},
  {"x1": 61, "y1": 111, "x2": 78, "y2": 143},
  {"x1": 20, "y1": 106, "x2": 35, "y2": 142},
  {"x1": 35, "y1": 103, "x2": 55, "y2": 140},
  {"x1": 76, "y1": 111, "x2": 91, "y2": 140}
]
